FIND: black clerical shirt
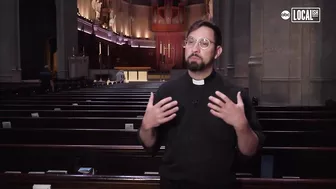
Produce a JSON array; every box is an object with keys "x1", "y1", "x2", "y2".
[{"x1": 139, "y1": 70, "x2": 264, "y2": 187}]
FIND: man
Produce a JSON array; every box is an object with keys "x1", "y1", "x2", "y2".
[
  {"x1": 138, "y1": 20, "x2": 264, "y2": 189},
  {"x1": 39, "y1": 65, "x2": 54, "y2": 93},
  {"x1": 115, "y1": 70, "x2": 125, "y2": 83}
]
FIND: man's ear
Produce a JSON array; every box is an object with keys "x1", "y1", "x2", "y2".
[{"x1": 214, "y1": 46, "x2": 223, "y2": 59}]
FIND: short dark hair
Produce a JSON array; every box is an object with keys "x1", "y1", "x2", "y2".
[{"x1": 186, "y1": 20, "x2": 222, "y2": 47}]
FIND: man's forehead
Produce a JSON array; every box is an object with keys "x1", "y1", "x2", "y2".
[{"x1": 188, "y1": 26, "x2": 215, "y2": 40}]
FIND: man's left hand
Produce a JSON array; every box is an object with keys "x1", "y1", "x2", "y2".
[{"x1": 208, "y1": 91, "x2": 248, "y2": 130}]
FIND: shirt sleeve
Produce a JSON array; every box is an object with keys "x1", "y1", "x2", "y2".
[
  {"x1": 137, "y1": 87, "x2": 166, "y2": 157},
  {"x1": 241, "y1": 89, "x2": 265, "y2": 152}
]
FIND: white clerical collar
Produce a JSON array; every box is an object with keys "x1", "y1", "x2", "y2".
[{"x1": 192, "y1": 79, "x2": 205, "y2": 85}]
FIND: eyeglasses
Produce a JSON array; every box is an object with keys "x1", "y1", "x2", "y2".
[{"x1": 184, "y1": 36, "x2": 215, "y2": 50}]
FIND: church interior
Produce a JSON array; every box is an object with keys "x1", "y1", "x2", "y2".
[{"x1": 1, "y1": 0, "x2": 336, "y2": 188}]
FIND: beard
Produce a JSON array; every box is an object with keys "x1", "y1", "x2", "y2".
[
  {"x1": 185, "y1": 54, "x2": 215, "y2": 72},
  {"x1": 187, "y1": 61, "x2": 205, "y2": 71}
]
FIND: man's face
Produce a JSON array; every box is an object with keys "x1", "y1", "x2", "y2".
[{"x1": 184, "y1": 26, "x2": 219, "y2": 72}]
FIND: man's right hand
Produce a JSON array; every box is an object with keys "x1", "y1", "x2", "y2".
[{"x1": 142, "y1": 92, "x2": 179, "y2": 130}]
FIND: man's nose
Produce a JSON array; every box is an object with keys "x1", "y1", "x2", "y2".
[{"x1": 191, "y1": 42, "x2": 201, "y2": 53}]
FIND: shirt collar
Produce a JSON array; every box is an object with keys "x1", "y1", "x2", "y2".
[{"x1": 185, "y1": 69, "x2": 216, "y2": 86}]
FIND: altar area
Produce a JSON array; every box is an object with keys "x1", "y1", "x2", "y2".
[
  {"x1": 89, "y1": 67, "x2": 154, "y2": 82},
  {"x1": 68, "y1": 56, "x2": 182, "y2": 82},
  {"x1": 89, "y1": 68, "x2": 188, "y2": 83},
  {"x1": 114, "y1": 67, "x2": 151, "y2": 82}
]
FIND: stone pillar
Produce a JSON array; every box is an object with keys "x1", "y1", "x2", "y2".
[
  {"x1": 212, "y1": 0, "x2": 221, "y2": 71},
  {"x1": 55, "y1": 0, "x2": 78, "y2": 79},
  {"x1": 214, "y1": 0, "x2": 234, "y2": 76},
  {"x1": 222, "y1": 0, "x2": 234, "y2": 78},
  {"x1": 231, "y1": 0, "x2": 251, "y2": 88},
  {"x1": 0, "y1": 0, "x2": 21, "y2": 82},
  {"x1": 248, "y1": 0, "x2": 263, "y2": 99}
]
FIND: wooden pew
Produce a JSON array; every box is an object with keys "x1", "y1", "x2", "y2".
[
  {"x1": 53, "y1": 78, "x2": 95, "y2": 91},
  {"x1": 258, "y1": 118, "x2": 336, "y2": 130},
  {"x1": 255, "y1": 106, "x2": 336, "y2": 111},
  {"x1": 74, "y1": 88, "x2": 158, "y2": 93},
  {"x1": 54, "y1": 91, "x2": 153, "y2": 95},
  {"x1": 0, "y1": 144, "x2": 254, "y2": 177},
  {"x1": 9, "y1": 96, "x2": 149, "y2": 101},
  {"x1": 0, "y1": 117, "x2": 143, "y2": 129},
  {"x1": 1, "y1": 117, "x2": 336, "y2": 130},
  {"x1": 3, "y1": 103, "x2": 332, "y2": 118},
  {"x1": 263, "y1": 130, "x2": 336, "y2": 147},
  {"x1": 1, "y1": 174, "x2": 336, "y2": 189},
  {"x1": 2, "y1": 86, "x2": 335, "y2": 115},
  {"x1": 1, "y1": 115, "x2": 334, "y2": 179},
  {"x1": 2, "y1": 84, "x2": 336, "y2": 181},
  {"x1": 0, "y1": 125, "x2": 334, "y2": 173},
  {"x1": 256, "y1": 110, "x2": 336, "y2": 119},
  {"x1": 1, "y1": 108, "x2": 336, "y2": 119},
  {"x1": 37, "y1": 91, "x2": 150, "y2": 96},
  {"x1": 0, "y1": 104, "x2": 147, "y2": 110},
  {"x1": 0, "y1": 143, "x2": 335, "y2": 179},
  {"x1": 0, "y1": 109, "x2": 145, "y2": 117},
  {"x1": 0, "y1": 128, "x2": 140, "y2": 145},
  {"x1": 1, "y1": 79, "x2": 95, "y2": 98},
  {"x1": 2, "y1": 95, "x2": 336, "y2": 119},
  {"x1": 0, "y1": 81, "x2": 40, "y2": 97},
  {"x1": 2, "y1": 128, "x2": 336, "y2": 147},
  {"x1": 0, "y1": 100, "x2": 147, "y2": 105},
  {"x1": 262, "y1": 146, "x2": 336, "y2": 179}
]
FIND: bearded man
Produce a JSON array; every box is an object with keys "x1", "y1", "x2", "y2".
[{"x1": 138, "y1": 20, "x2": 264, "y2": 189}]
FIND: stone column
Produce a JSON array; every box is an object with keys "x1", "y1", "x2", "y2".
[
  {"x1": 231, "y1": 0, "x2": 251, "y2": 88},
  {"x1": 222, "y1": 0, "x2": 234, "y2": 78},
  {"x1": 248, "y1": 0, "x2": 264, "y2": 100},
  {"x1": 0, "y1": 0, "x2": 21, "y2": 82},
  {"x1": 212, "y1": 0, "x2": 221, "y2": 71},
  {"x1": 213, "y1": 0, "x2": 234, "y2": 76},
  {"x1": 55, "y1": 0, "x2": 78, "y2": 79}
]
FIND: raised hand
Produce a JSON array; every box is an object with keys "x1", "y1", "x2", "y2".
[
  {"x1": 142, "y1": 92, "x2": 179, "y2": 130},
  {"x1": 207, "y1": 91, "x2": 248, "y2": 129}
]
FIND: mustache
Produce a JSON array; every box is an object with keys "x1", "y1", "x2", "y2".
[{"x1": 188, "y1": 53, "x2": 202, "y2": 59}]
